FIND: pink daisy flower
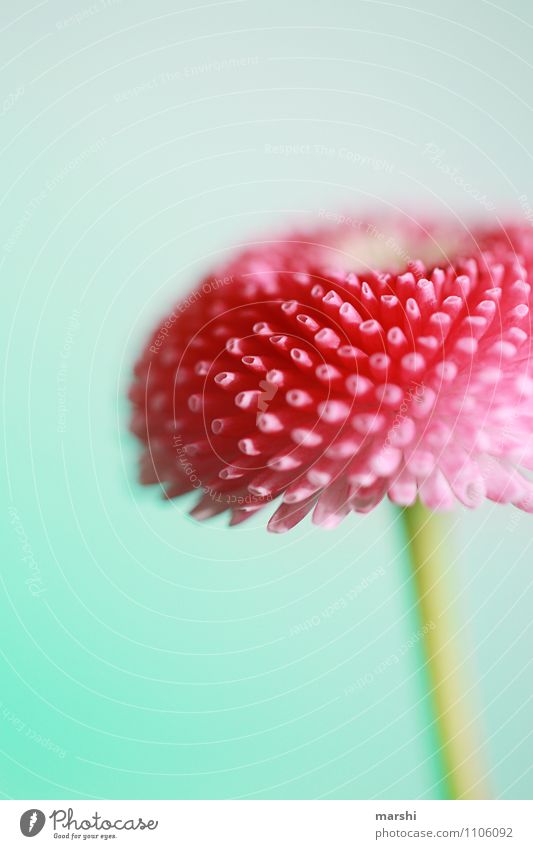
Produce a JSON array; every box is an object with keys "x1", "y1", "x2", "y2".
[{"x1": 129, "y1": 218, "x2": 533, "y2": 532}]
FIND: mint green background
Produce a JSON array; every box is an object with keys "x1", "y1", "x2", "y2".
[{"x1": 1, "y1": 0, "x2": 533, "y2": 799}]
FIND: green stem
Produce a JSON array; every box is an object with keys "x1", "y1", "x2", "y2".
[{"x1": 401, "y1": 501, "x2": 490, "y2": 799}]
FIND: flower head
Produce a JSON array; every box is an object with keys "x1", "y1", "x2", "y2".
[{"x1": 129, "y1": 218, "x2": 533, "y2": 531}]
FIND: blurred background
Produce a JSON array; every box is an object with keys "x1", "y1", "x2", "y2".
[{"x1": 1, "y1": 0, "x2": 532, "y2": 799}]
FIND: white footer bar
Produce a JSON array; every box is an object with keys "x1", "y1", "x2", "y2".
[{"x1": 1, "y1": 800, "x2": 532, "y2": 848}]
